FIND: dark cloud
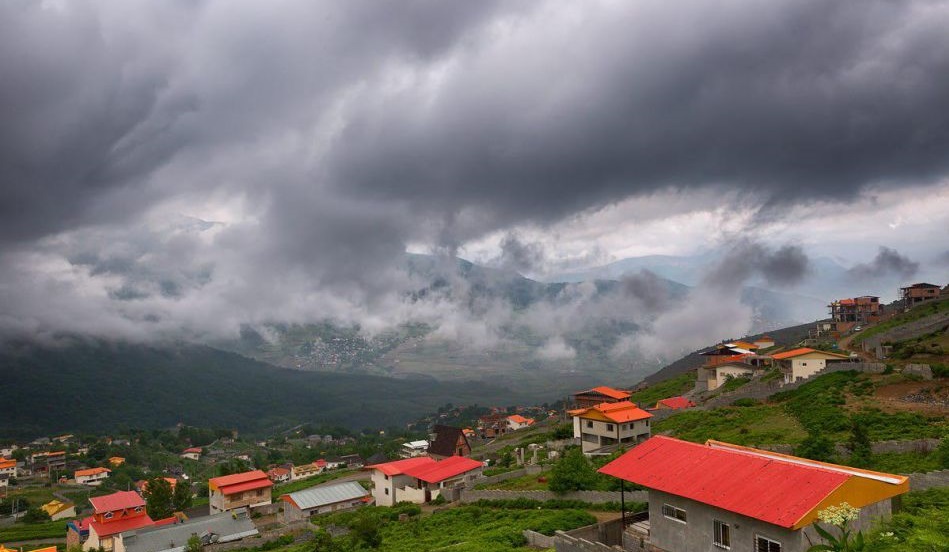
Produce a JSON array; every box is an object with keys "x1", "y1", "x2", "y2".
[
  {"x1": 704, "y1": 242, "x2": 810, "y2": 291},
  {"x1": 619, "y1": 271, "x2": 670, "y2": 314},
  {"x1": 848, "y1": 246, "x2": 919, "y2": 280},
  {"x1": 492, "y1": 234, "x2": 546, "y2": 274}
]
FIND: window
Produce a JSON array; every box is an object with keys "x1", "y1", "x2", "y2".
[
  {"x1": 661, "y1": 504, "x2": 687, "y2": 523},
  {"x1": 384, "y1": 488, "x2": 389, "y2": 495},
  {"x1": 586, "y1": 421, "x2": 593, "y2": 429},
  {"x1": 103, "y1": 512, "x2": 114, "y2": 519},
  {"x1": 134, "y1": 506, "x2": 143, "y2": 513},
  {"x1": 606, "y1": 424, "x2": 614, "y2": 431},
  {"x1": 713, "y1": 520, "x2": 730, "y2": 548},
  {"x1": 755, "y1": 535, "x2": 781, "y2": 552}
]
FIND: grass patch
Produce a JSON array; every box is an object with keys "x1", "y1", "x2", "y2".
[
  {"x1": 864, "y1": 487, "x2": 949, "y2": 551},
  {"x1": 861, "y1": 450, "x2": 943, "y2": 474},
  {"x1": 628, "y1": 371, "x2": 696, "y2": 408},
  {"x1": 654, "y1": 405, "x2": 806, "y2": 445},
  {"x1": 476, "y1": 473, "x2": 549, "y2": 491},
  {"x1": 771, "y1": 371, "x2": 858, "y2": 439},
  {"x1": 0, "y1": 519, "x2": 71, "y2": 542},
  {"x1": 852, "y1": 409, "x2": 946, "y2": 441},
  {"x1": 270, "y1": 469, "x2": 355, "y2": 498},
  {"x1": 718, "y1": 376, "x2": 752, "y2": 394}
]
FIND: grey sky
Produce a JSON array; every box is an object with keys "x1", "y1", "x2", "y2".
[{"x1": 1, "y1": 0, "x2": 948, "y2": 344}]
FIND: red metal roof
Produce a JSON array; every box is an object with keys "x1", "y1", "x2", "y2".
[
  {"x1": 89, "y1": 491, "x2": 145, "y2": 513},
  {"x1": 209, "y1": 470, "x2": 270, "y2": 489},
  {"x1": 656, "y1": 396, "x2": 695, "y2": 410},
  {"x1": 403, "y1": 456, "x2": 483, "y2": 483},
  {"x1": 219, "y1": 478, "x2": 273, "y2": 495},
  {"x1": 368, "y1": 456, "x2": 436, "y2": 476},
  {"x1": 598, "y1": 437, "x2": 850, "y2": 528},
  {"x1": 89, "y1": 514, "x2": 155, "y2": 537}
]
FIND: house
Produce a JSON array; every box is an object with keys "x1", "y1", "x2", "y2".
[
  {"x1": 208, "y1": 470, "x2": 273, "y2": 515},
  {"x1": 569, "y1": 401, "x2": 652, "y2": 453},
  {"x1": 108, "y1": 457, "x2": 125, "y2": 467},
  {"x1": 0, "y1": 474, "x2": 9, "y2": 489},
  {"x1": 649, "y1": 396, "x2": 695, "y2": 411},
  {"x1": 477, "y1": 414, "x2": 509, "y2": 439},
  {"x1": 900, "y1": 282, "x2": 942, "y2": 308},
  {"x1": 829, "y1": 296, "x2": 881, "y2": 329},
  {"x1": 31, "y1": 451, "x2": 66, "y2": 473},
  {"x1": 338, "y1": 454, "x2": 365, "y2": 468},
  {"x1": 75, "y1": 467, "x2": 111, "y2": 486},
  {"x1": 0, "y1": 458, "x2": 16, "y2": 479},
  {"x1": 772, "y1": 348, "x2": 852, "y2": 384},
  {"x1": 281, "y1": 481, "x2": 371, "y2": 519},
  {"x1": 700, "y1": 343, "x2": 757, "y2": 360},
  {"x1": 399, "y1": 440, "x2": 430, "y2": 458},
  {"x1": 506, "y1": 415, "x2": 534, "y2": 431},
  {"x1": 427, "y1": 425, "x2": 471, "y2": 460},
  {"x1": 368, "y1": 456, "x2": 483, "y2": 506},
  {"x1": 135, "y1": 477, "x2": 177, "y2": 495},
  {"x1": 753, "y1": 335, "x2": 776, "y2": 349},
  {"x1": 599, "y1": 436, "x2": 908, "y2": 552},
  {"x1": 700, "y1": 358, "x2": 758, "y2": 392},
  {"x1": 572, "y1": 386, "x2": 632, "y2": 409},
  {"x1": 291, "y1": 460, "x2": 326, "y2": 481},
  {"x1": 70, "y1": 491, "x2": 161, "y2": 552},
  {"x1": 41, "y1": 499, "x2": 77, "y2": 521},
  {"x1": 180, "y1": 447, "x2": 201, "y2": 461},
  {"x1": 122, "y1": 509, "x2": 258, "y2": 552},
  {"x1": 266, "y1": 467, "x2": 291, "y2": 483}
]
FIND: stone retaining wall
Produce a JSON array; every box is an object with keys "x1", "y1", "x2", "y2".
[
  {"x1": 460, "y1": 489, "x2": 648, "y2": 504},
  {"x1": 860, "y1": 309, "x2": 949, "y2": 358},
  {"x1": 471, "y1": 464, "x2": 548, "y2": 488},
  {"x1": 909, "y1": 469, "x2": 949, "y2": 491}
]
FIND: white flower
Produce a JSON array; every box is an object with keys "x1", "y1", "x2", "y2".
[{"x1": 816, "y1": 503, "x2": 860, "y2": 526}]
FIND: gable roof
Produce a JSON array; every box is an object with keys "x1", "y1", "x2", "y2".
[
  {"x1": 771, "y1": 347, "x2": 850, "y2": 360},
  {"x1": 598, "y1": 436, "x2": 907, "y2": 529},
  {"x1": 369, "y1": 456, "x2": 437, "y2": 476},
  {"x1": 507, "y1": 415, "x2": 532, "y2": 424},
  {"x1": 281, "y1": 481, "x2": 369, "y2": 511},
  {"x1": 575, "y1": 386, "x2": 631, "y2": 400},
  {"x1": 209, "y1": 470, "x2": 273, "y2": 494},
  {"x1": 403, "y1": 456, "x2": 483, "y2": 483},
  {"x1": 428, "y1": 425, "x2": 469, "y2": 458},
  {"x1": 89, "y1": 491, "x2": 145, "y2": 513},
  {"x1": 123, "y1": 511, "x2": 257, "y2": 552},
  {"x1": 90, "y1": 514, "x2": 155, "y2": 538},
  {"x1": 655, "y1": 396, "x2": 695, "y2": 410},
  {"x1": 570, "y1": 401, "x2": 653, "y2": 423},
  {"x1": 75, "y1": 467, "x2": 111, "y2": 477},
  {"x1": 41, "y1": 499, "x2": 75, "y2": 517}
]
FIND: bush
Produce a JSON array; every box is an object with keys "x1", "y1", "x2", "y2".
[
  {"x1": 732, "y1": 398, "x2": 759, "y2": 407},
  {"x1": 548, "y1": 449, "x2": 598, "y2": 494}
]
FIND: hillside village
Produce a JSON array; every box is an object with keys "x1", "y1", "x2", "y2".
[{"x1": 1, "y1": 283, "x2": 947, "y2": 552}]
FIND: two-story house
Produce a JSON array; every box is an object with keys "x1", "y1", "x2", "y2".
[
  {"x1": 505, "y1": 415, "x2": 534, "y2": 431},
  {"x1": 599, "y1": 436, "x2": 908, "y2": 552},
  {"x1": 0, "y1": 458, "x2": 16, "y2": 479},
  {"x1": 71, "y1": 491, "x2": 162, "y2": 552},
  {"x1": 208, "y1": 470, "x2": 273, "y2": 515},
  {"x1": 75, "y1": 467, "x2": 111, "y2": 486},
  {"x1": 569, "y1": 401, "x2": 652, "y2": 453},
  {"x1": 399, "y1": 440, "x2": 430, "y2": 458},
  {"x1": 368, "y1": 456, "x2": 483, "y2": 506}
]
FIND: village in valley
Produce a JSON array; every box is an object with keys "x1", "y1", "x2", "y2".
[{"x1": 1, "y1": 283, "x2": 946, "y2": 552}]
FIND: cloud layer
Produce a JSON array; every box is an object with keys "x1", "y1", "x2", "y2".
[{"x1": 2, "y1": 0, "x2": 949, "y2": 345}]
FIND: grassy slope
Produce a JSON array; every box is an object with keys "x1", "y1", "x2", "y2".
[
  {"x1": 628, "y1": 371, "x2": 696, "y2": 407},
  {"x1": 851, "y1": 297, "x2": 949, "y2": 345}
]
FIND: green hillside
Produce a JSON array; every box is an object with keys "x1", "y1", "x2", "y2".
[{"x1": 1, "y1": 340, "x2": 531, "y2": 439}]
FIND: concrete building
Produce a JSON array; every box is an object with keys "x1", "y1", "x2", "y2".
[
  {"x1": 700, "y1": 359, "x2": 757, "y2": 392},
  {"x1": 208, "y1": 470, "x2": 272, "y2": 515},
  {"x1": 123, "y1": 509, "x2": 258, "y2": 552},
  {"x1": 71, "y1": 491, "x2": 162, "y2": 552},
  {"x1": 829, "y1": 296, "x2": 881, "y2": 326},
  {"x1": 291, "y1": 460, "x2": 326, "y2": 481},
  {"x1": 41, "y1": 499, "x2": 76, "y2": 521},
  {"x1": 368, "y1": 456, "x2": 483, "y2": 506},
  {"x1": 180, "y1": 447, "x2": 201, "y2": 461},
  {"x1": 0, "y1": 458, "x2": 16, "y2": 479},
  {"x1": 267, "y1": 467, "x2": 291, "y2": 483},
  {"x1": 753, "y1": 335, "x2": 776, "y2": 349},
  {"x1": 772, "y1": 348, "x2": 852, "y2": 384},
  {"x1": 506, "y1": 414, "x2": 534, "y2": 431},
  {"x1": 599, "y1": 437, "x2": 908, "y2": 552},
  {"x1": 281, "y1": 481, "x2": 371, "y2": 518},
  {"x1": 399, "y1": 440, "x2": 429, "y2": 458},
  {"x1": 75, "y1": 467, "x2": 111, "y2": 486},
  {"x1": 900, "y1": 282, "x2": 942, "y2": 308},
  {"x1": 572, "y1": 386, "x2": 632, "y2": 409},
  {"x1": 569, "y1": 401, "x2": 652, "y2": 453}
]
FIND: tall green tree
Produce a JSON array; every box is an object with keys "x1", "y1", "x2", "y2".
[
  {"x1": 847, "y1": 419, "x2": 872, "y2": 468},
  {"x1": 549, "y1": 448, "x2": 598, "y2": 494},
  {"x1": 172, "y1": 481, "x2": 193, "y2": 512},
  {"x1": 143, "y1": 477, "x2": 174, "y2": 520},
  {"x1": 796, "y1": 433, "x2": 835, "y2": 463}
]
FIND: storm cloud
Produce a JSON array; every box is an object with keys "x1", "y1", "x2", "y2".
[
  {"x1": 1, "y1": 0, "x2": 949, "y2": 343},
  {"x1": 848, "y1": 247, "x2": 920, "y2": 280}
]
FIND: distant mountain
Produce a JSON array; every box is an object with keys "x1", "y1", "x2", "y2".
[
  {"x1": 0, "y1": 340, "x2": 532, "y2": 439},
  {"x1": 547, "y1": 252, "x2": 718, "y2": 286}
]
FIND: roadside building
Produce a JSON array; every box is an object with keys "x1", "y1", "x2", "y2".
[
  {"x1": 572, "y1": 386, "x2": 632, "y2": 409},
  {"x1": 399, "y1": 440, "x2": 430, "y2": 458},
  {"x1": 291, "y1": 461, "x2": 325, "y2": 481},
  {"x1": 368, "y1": 456, "x2": 483, "y2": 506},
  {"x1": 75, "y1": 467, "x2": 111, "y2": 486},
  {"x1": 208, "y1": 470, "x2": 272, "y2": 515},
  {"x1": 281, "y1": 481, "x2": 371, "y2": 519},
  {"x1": 599, "y1": 436, "x2": 908, "y2": 552},
  {"x1": 772, "y1": 348, "x2": 852, "y2": 383},
  {"x1": 569, "y1": 401, "x2": 652, "y2": 453},
  {"x1": 123, "y1": 509, "x2": 258, "y2": 552}
]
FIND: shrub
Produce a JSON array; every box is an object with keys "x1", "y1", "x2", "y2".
[{"x1": 732, "y1": 398, "x2": 759, "y2": 407}]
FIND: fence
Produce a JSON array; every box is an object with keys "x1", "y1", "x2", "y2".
[{"x1": 459, "y1": 489, "x2": 648, "y2": 504}]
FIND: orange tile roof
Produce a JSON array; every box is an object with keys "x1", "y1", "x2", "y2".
[
  {"x1": 584, "y1": 386, "x2": 631, "y2": 400},
  {"x1": 573, "y1": 401, "x2": 653, "y2": 423},
  {"x1": 730, "y1": 341, "x2": 759, "y2": 350},
  {"x1": 0, "y1": 459, "x2": 16, "y2": 469},
  {"x1": 507, "y1": 415, "x2": 533, "y2": 424},
  {"x1": 75, "y1": 467, "x2": 111, "y2": 477}
]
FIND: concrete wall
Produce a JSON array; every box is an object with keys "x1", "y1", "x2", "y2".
[
  {"x1": 524, "y1": 529, "x2": 556, "y2": 548},
  {"x1": 469, "y1": 465, "x2": 548, "y2": 488},
  {"x1": 908, "y1": 469, "x2": 949, "y2": 490}
]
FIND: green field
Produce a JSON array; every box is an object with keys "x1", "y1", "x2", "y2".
[
  {"x1": 628, "y1": 371, "x2": 696, "y2": 407},
  {"x1": 0, "y1": 518, "x2": 70, "y2": 542},
  {"x1": 654, "y1": 404, "x2": 807, "y2": 445}
]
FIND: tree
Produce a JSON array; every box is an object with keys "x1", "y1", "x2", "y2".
[
  {"x1": 22, "y1": 507, "x2": 52, "y2": 524},
  {"x1": 796, "y1": 433, "x2": 835, "y2": 463},
  {"x1": 937, "y1": 433, "x2": 949, "y2": 469},
  {"x1": 351, "y1": 514, "x2": 382, "y2": 548},
  {"x1": 548, "y1": 448, "x2": 598, "y2": 494},
  {"x1": 847, "y1": 419, "x2": 872, "y2": 468},
  {"x1": 143, "y1": 477, "x2": 174, "y2": 520},
  {"x1": 173, "y1": 481, "x2": 193, "y2": 512}
]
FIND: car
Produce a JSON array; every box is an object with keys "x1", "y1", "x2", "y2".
[{"x1": 853, "y1": 326, "x2": 862, "y2": 331}]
